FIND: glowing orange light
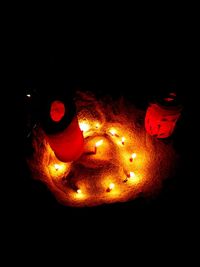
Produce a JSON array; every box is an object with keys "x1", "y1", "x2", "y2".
[
  {"x1": 94, "y1": 139, "x2": 104, "y2": 154},
  {"x1": 95, "y1": 123, "x2": 100, "y2": 128},
  {"x1": 96, "y1": 140, "x2": 103, "y2": 147},
  {"x1": 77, "y1": 189, "x2": 82, "y2": 194},
  {"x1": 54, "y1": 163, "x2": 61, "y2": 171},
  {"x1": 130, "y1": 153, "x2": 137, "y2": 162},
  {"x1": 79, "y1": 122, "x2": 90, "y2": 132},
  {"x1": 121, "y1": 137, "x2": 125, "y2": 145},
  {"x1": 129, "y1": 172, "x2": 135, "y2": 178},
  {"x1": 124, "y1": 171, "x2": 135, "y2": 182},
  {"x1": 109, "y1": 129, "x2": 117, "y2": 136},
  {"x1": 107, "y1": 183, "x2": 115, "y2": 192}
]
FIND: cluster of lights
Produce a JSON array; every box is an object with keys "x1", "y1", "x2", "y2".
[{"x1": 49, "y1": 124, "x2": 139, "y2": 197}]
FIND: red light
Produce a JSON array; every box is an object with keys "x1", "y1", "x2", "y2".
[{"x1": 50, "y1": 100, "x2": 66, "y2": 122}]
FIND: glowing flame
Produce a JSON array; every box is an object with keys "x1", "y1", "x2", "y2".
[
  {"x1": 130, "y1": 153, "x2": 137, "y2": 162},
  {"x1": 109, "y1": 183, "x2": 115, "y2": 190},
  {"x1": 54, "y1": 164, "x2": 62, "y2": 171},
  {"x1": 121, "y1": 137, "x2": 125, "y2": 145},
  {"x1": 129, "y1": 172, "x2": 135, "y2": 178},
  {"x1": 77, "y1": 189, "x2": 82, "y2": 194},
  {"x1": 109, "y1": 129, "x2": 116, "y2": 136},
  {"x1": 95, "y1": 123, "x2": 100, "y2": 128},
  {"x1": 131, "y1": 153, "x2": 137, "y2": 159},
  {"x1": 79, "y1": 122, "x2": 90, "y2": 132},
  {"x1": 95, "y1": 139, "x2": 103, "y2": 147}
]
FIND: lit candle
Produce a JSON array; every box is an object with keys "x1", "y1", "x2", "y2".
[
  {"x1": 44, "y1": 100, "x2": 84, "y2": 162},
  {"x1": 94, "y1": 139, "x2": 103, "y2": 154},
  {"x1": 77, "y1": 189, "x2": 82, "y2": 194},
  {"x1": 54, "y1": 163, "x2": 61, "y2": 171},
  {"x1": 107, "y1": 183, "x2": 115, "y2": 192},
  {"x1": 109, "y1": 129, "x2": 119, "y2": 137},
  {"x1": 128, "y1": 172, "x2": 135, "y2": 178},
  {"x1": 79, "y1": 122, "x2": 90, "y2": 132},
  {"x1": 124, "y1": 172, "x2": 135, "y2": 182},
  {"x1": 95, "y1": 123, "x2": 100, "y2": 129},
  {"x1": 121, "y1": 137, "x2": 125, "y2": 145},
  {"x1": 130, "y1": 153, "x2": 137, "y2": 162}
]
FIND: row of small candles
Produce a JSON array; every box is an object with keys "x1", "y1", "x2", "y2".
[{"x1": 52, "y1": 124, "x2": 138, "y2": 195}]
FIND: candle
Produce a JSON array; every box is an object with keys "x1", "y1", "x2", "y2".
[
  {"x1": 54, "y1": 163, "x2": 61, "y2": 171},
  {"x1": 77, "y1": 189, "x2": 82, "y2": 194},
  {"x1": 43, "y1": 100, "x2": 84, "y2": 162},
  {"x1": 79, "y1": 122, "x2": 90, "y2": 132},
  {"x1": 121, "y1": 137, "x2": 125, "y2": 145},
  {"x1": 107, "y1": 183, "x2": 115, "y2": 192},
  {"x1": 124, "y1": 172, "x2": 135, "y2": 182},
  {"x1": 145, "y1": 93, "x2": 182, "y2": 138},
  {"x1": 130, "y1": 153, "x2": 137, "y2": 162},
  {"x1": 95, "y1": 123, "x2": 100, "y2": 129},
  {"x1": 128, "y1": 172, "x2": 135, "y2": 178},
  {"x1": 109, "y1": 129, "x2": 119, "y2": 137}
]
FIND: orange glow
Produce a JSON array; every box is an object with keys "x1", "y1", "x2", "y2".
[
  {"x1": 54, "y1": 164, "x2": 62, "y2": 171},
  {"x1": 48, "y1": 161, "x2": 69, "y2": 178},
  {"x1": 131, "y1": 153, "x2": 137, "y2": 159},
  {"x1": 79, "y1": 122, "x2": 90, "y2": 132},
  {"x1": 129, "y1": 171, "x2": 135, "y2": 178},
  {"x1": 106, "y1": 183, "x2": 115, "y2": 192},
  {"x1": 130, "y1": 153, "x2": 137, "y2": 162},
  {"x1": 109, "y1": 129, "x2": 116, "y2": 136},
  {"x1": 121, "y1": 137, "x2": 125, "y2": 145},
  {"x1": 109, "y1": 183, "x2": 115, "y2": 189},
  {"x1": 27, "y1": 91, "x2": 178, "y2": 207},
  {"x1": 95, "y1": 139, "x2": 103, "y2": 147}
]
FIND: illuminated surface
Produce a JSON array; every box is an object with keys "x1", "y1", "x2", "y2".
[{"x1": 27, "y1": 91, "x2": 178, "y2": 207}]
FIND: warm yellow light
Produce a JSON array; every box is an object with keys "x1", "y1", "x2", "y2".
[
  {"x1": 95, "y1": 139, "x2": 103, "y2": 147},
  {"x1": 121, "y1": 137, "x2": 125, "y2": 145},
  {"x1": 77, "y1": 189, "x2": 82, "y2": 194},
  {"x1": 110, "y1": 129, "x2": 116, "y2": 136},
  {"x1": 129, "y1": 172, "x2": 135, "y2": 178},
  {"x1": 130, "y1": 153, "x2": 137, "y2": 162},
  {"x1": 131, "y1": 153, "x2": 137, "y2": 159},
  {"x1": 79, "y1": 122, "x2": 90, "y2": 132},
  {"x1": 109, "y1": 183, "x2": 115, "y2": 190},
  {"x1": 95, "y1": 123, "x2": 100, "y2": 128},
  {"x1": 54, "y1": 164, "x2": 61, "y2": 171}
]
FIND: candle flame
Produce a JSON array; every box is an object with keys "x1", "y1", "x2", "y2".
[
  {"x1": 77, "y1": 189, "x2": 82, "y2": 194},
  {"x1": 109, "y1": 183, "x2": 115, "y2": 190},
  {"x1": 79, "y1": 122, "x2": 90, "y2": 132},
  {"x1": 121, "y1": 137, "x2": 125, "y2": 144},
  {"x1": 131, "y1": 153, "x2": 137, "y2": 159},
  {"x1": 95, "y1": 139, "x2": 103, "y2": 147},
  {"x1": 95, "y1": 123, "x2": 100, "y2": 128},
  {"x1": 54, "y1": 164, "x2": 61, "y2": 171},
  {"x1": 110, "y1": 129, "x2": 116, "y2": 136},
  {"x1": 129, "y1": 172, "x2": 135, "y2": 178}
]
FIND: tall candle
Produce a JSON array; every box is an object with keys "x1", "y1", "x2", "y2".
[{"x1": 41, "y1": 96, "x2": 84, "y2": 162}]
